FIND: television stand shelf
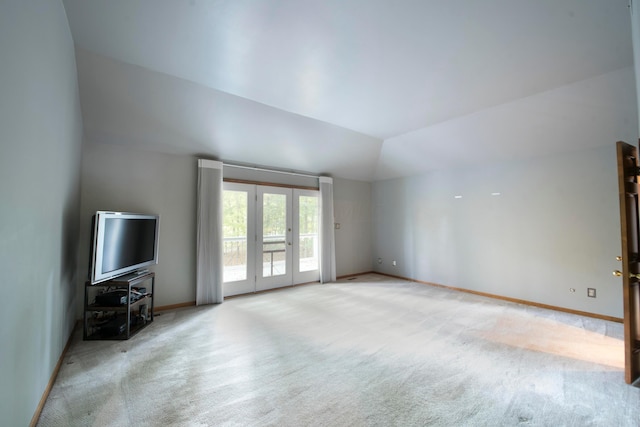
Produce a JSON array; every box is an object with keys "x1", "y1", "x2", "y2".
[{"x1": 83, "y1": 272, "x2": 155, "y2": 340}]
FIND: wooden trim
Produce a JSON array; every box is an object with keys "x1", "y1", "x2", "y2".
[
  {"x1": 224, "y1": 293, "x2": 249, "y2": 300},
  {"x1": 225, "y1": 280, "x2": 321, "y2": 299},
  {"x1": 374, "y1": 272, "x2": 624, "y2": 324},
  {"x1": 223, "y1": 178, "x2": 318, "y2": 191},
  {"x1": 155, "y1": 301, "x2": 196, "y2": 312},
  {"x1": 616, "y1": 140, "x2": 640, "y2": 384},
  {"x1": 30, "y1": 320, "x2": 79, "y2": 427},
  {"x1": 337, "y1": 271, "x2": 375, "y2": 280}
]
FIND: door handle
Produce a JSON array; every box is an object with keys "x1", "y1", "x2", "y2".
[
  {"x1": 613, "y1": 270, "x2": 640, "y2": 279},
  {"x1": 288, "y1": 242, "x2": 292, "y2": 246},
  {"x1": 616, "y1": 256, "x2": 623, "y2": 261}
]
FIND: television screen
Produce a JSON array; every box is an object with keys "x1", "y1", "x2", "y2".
[{"x1": 89, "y1": 212, "x2": 159, "y2": 284}]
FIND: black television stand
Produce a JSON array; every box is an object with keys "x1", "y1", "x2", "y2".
[{"x1": 83, "y1": 272, "x2": 155, "y2": 340}]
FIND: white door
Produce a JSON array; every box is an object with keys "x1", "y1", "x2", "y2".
[
  {"x1": 293, "y1": 189, "x2": 320, "y2": 284},
  {"x1": 223, "y1": 183, "x2": 319, "y2": 295},
  {"x1": 256, "y1": 186, "x2": 293, "y2": 291},
  {"x1": 222, "y1": 183, "x2": 256, "y2": 296}
]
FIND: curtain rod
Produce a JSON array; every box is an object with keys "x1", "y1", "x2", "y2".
[{"x1": 223, "y1": 163, "x2": 321, "y2": 179}]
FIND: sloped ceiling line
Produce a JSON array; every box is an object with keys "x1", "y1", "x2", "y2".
[{"x1": 64, "y1": 0, "x2": 636, "y2": 181}]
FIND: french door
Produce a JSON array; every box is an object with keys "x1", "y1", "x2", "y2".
[
  {"x1": 222, "y1": 183, "x2": 320, "y2": 296},
  {"x1": 256, "y1": 186, "x2": 292, "y2": 291}
]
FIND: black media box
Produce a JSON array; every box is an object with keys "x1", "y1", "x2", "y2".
[
  {"x1": 101, "y1": 319, "x2": 126, "y2": 336},
  {"x1": 95, "y1": 290, "x2": 128, "y2": 306}
]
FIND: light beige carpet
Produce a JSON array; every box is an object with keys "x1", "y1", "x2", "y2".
[{"x1": 37, "y1": 274, "x2": 640, "y2": 426}]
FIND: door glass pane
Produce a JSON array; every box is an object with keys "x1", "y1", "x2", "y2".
[
  {"x1": 262, "y1": 193, "x2": 287, "y2": 277},
  {"x1": 299, "y1": 195, "x2": 319, "y2": 272},
  {"x1": 223, "y1": 190, "x2": 248, "y2": 282}
]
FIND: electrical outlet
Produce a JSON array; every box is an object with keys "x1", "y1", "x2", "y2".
[
  {"x1": 587, "y1": 288, "x2": 596, "y2": 298},
  {"x1": 392, "y1": 260, "x2": 397, "y2": 266}
]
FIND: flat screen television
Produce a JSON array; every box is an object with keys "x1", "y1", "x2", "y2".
[{"x1": 89, "y1": 211, "x2": 160, "y2": 284}]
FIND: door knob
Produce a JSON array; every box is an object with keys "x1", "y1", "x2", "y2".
[
  {"x1": 288, "y1": 242, "x2": 292, "y2": 246},
  {"x1": 616, "y1": 256, "x2": 623, "y2": 261},
  {"x1": 613, "y1": 270, "x2": 640, "y2": 279}
]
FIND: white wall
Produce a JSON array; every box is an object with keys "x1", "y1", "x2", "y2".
[
  {"x1": 375, "y1": 67, "x2": 637, "y2": 180},
  {"x1": 334, "y1": 178, "x2": 373, "y2": 276},
  {"x1": 372, "y1": 146, "x2": 623, "y2": 318},
  {"x1": 0, "y1": 2, "x2": 83, "y2": 425},
  {"x1": 74, "y1": 48, "x2": 383, "y2": 182},
  {"x1": 79, "y1": 142, "x2": 197, "y2": 309},
  {"x1": 79, "y1": 143, "x2": 371, "y2": 308},
  {"x1": 632, "y1": 1, "x2": 640, "y2": 135}
]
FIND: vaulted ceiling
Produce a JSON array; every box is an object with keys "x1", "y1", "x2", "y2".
[{"x1": 63, "y1": 0, "x2": 637, "y2": 181}]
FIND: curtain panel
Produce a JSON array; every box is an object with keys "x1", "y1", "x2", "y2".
[
  {"x1": 196, "y1": 159, "x2": 224, "y2": 305},
  {"x1": 319, "y1": 176, "x2": 336, "y2": 283}
]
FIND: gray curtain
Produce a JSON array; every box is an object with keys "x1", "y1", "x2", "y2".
[
  {"x1": 196, "y1": 159, "x2": 224, "y2": 304},
  {"x1": 319, "y1": 176, "x2": 336, "y2": 283}
]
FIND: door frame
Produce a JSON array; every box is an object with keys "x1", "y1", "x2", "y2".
[
  {"x1": 256, "y1": 185, "x2": 293, "y2": 292},
  {"x1": 222, "y1": 182, "x2": 256, "y2": 297},
  {"x1": 223, "y1": 182, "x2": 320, "y2": 296},
  {"x1": 293, "y1": 188, "x2": 321, "y2": 284},
  {"x1": 615, "y1": 140, "x2": 640, "y2": 385}
]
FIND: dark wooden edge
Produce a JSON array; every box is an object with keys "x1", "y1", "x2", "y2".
[
  {"x1": 337, "y1": 271, "x2": 375, "y2": 280},
  {"x1": 224, "y1": 178, "x2": 319, "y2": 191},
  {"x1": 105, "y1": 271, "x2": 155, "y2": 286},
  {"x1": 616, "y1": 140, "x2": 640, "y2": 384},
  {"x1": 375, "y1": 272, "x2": 624, "y2": 324},
  {"x1": 155, "y1": 301, "x2": 196, "y2": 312},
  {"x1": 30, "y1": 320, "x2": 80, "y2": 427}
]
